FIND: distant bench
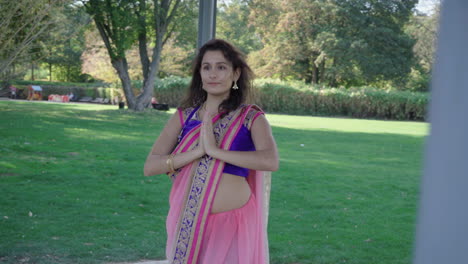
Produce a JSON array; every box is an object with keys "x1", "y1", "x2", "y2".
[{"x1": 78, "y1": 97, "x2": 110, "y2": 104}]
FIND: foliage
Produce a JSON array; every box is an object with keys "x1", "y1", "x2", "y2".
[
  {"x1": 256, "y1": 82, "x2": 427, "y2": 121},
  {"x1": 404, "y1": 6, "x2": 440, "y2": 92},
  {"x1": 1, "y1": 0, "x2": 442, "y2": 95},
  {"x1": 217, "y1": 0, "x2": 263, "y2": 55},
  {"x1": 152, "y1": 76, "x2": 428, "y2": 121},
  {"x1": 0, "y1": 101, "x2": 427, "y2": 264},
  {"x1": 41, "y1": 4, "x2": 92, "y2": 82},
  {"x1": 153, "y1": 76, "x2": 190, "y2": 105},
  {"x1": 83, "y1": 0, "x2": 193, "y2": 111},
  {"x1": 248, "y1": 0, "x2": 418, "y2": 87},
  {"x1": 158, "y1": 38, "x2": 195, "y2": 78},
  {"x1": 81, "y1": 28, "x2": 120, "y2": 83},
  {"x1": 0, "y1": 0, "x2": 69, "y2": 88}
]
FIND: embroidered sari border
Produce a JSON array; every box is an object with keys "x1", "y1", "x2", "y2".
[
  {"x1": 188, "y1": 159, "x2": 224, "y2": 263},
  {"x1": 170, "y1": 105, "x2": 253, "y2": 264},
  {"x1": 189, "y1": 108, "x2": 247, "y2": 262}
]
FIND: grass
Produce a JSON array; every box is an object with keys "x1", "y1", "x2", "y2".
[{"x1": 0, "y1": 100, "x2": 428, "y2": 264}]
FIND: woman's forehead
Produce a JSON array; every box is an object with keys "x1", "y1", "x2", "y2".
[{"x1": 202, "y1": 50, "x2": 231, "y2": 64}]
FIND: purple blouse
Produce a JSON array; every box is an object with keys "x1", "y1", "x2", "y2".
[{"x1": 179, "y1": 109, "x2": 257, "y2": 177}]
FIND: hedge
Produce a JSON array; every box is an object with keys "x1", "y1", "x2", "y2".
[
  {"x1": 12, "y1": 77, "x2": 428, "y2": 121},
  {"x1": 154, "y1": 77, "x2": 428, "y2": 121},
  {"x1": 255, "y1": 83, "x2": 428, "y2": 120}
]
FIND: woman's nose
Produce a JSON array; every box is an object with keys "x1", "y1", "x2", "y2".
[{"x1": 209, "y1": 70, "x2": 217, "y2": 79}]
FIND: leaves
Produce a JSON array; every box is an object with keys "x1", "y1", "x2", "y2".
[{"x1": 249, "y1": 0, "x2": 418, "y2": 87}]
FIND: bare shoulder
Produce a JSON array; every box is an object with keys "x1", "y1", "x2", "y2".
[
  {"x1": 148, "y1": 110, "x2": 184, "y2": 155},
  {"x1": 251, "y1": 113, "x2": 276, "y2": 151},
  {"x1": 164, "y1": 110, "x2": 184, "y2": 135},
  {"x1": 251, "y1": 114, "x2": 270, "y2": 132}
]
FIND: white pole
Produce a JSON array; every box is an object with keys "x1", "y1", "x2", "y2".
[
  {"x1": 197, "y1": 0, "x2": 217, "y2": 49},
  {"x1": 413, "y1": 1, "x2": 468, "y2": 263}
]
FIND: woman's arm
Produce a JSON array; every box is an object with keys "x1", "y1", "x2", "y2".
[
  {"x1": 201, "y1": 112, "x2": 279, "y2": 172},
  {"x1": 143, "y1": 112, "x2": 205, "y2": 176}
]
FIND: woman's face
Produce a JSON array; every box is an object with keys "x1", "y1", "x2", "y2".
[{"x1": 200, "y1": 50, "x2": 239, "y2": 98}]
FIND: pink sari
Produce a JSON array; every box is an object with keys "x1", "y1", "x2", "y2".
[{"x1": 165, "y1": 105, "x2": 271, "y2": 264}]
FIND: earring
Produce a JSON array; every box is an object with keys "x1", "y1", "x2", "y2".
[{"x1": 232, "y1": 81, "x2": 239, "y2": 90}]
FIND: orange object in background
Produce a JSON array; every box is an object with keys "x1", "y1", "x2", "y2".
[
  {"x1": 48, "y1": 94, "x2": 69, "y2": 103},
  {"x1": 27, "y1": 85, "x2": 43, "y2": 100}
]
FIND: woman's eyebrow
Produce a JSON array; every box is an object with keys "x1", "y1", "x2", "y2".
[{"x1": 202, "y1": 61, "x2": 229, "y2": 65}]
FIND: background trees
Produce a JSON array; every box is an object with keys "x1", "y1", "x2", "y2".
[
  {"x1": 1, "y1": 0, "x2": 441, "y2": 96},
  {"x1": 248, "y1": 0, "x2": 418, "y2": 88},
  {"x1": 83, "y1": 0, "x2": 195, "y2": 111},
  {"x1": 42, "y1": 5, "x2": 91, "y2": 83},
  {"x1": 0, "y1": 0, "x2": 69, "y2": 88}
]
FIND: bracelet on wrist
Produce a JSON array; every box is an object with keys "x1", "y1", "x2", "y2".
[{"x1": 166, "y1": 153, "x2": 176, "y2": 173}]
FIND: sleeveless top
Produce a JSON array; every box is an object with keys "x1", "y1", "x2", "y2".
[{"x1": 178, "y1": 105, "x2": 264, "y2": 177}]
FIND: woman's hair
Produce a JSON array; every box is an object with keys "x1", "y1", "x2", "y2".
[{"x1": 180, "y1": 39, "x2": 254, "y2": 113}]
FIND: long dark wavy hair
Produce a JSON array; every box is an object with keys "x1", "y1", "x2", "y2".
[{"x1": 180, "y1": 39, "x2": 254, "y2": 113}]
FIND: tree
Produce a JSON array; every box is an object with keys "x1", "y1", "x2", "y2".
[
  {"x1": 405, "y1": 3, "x2": 440, "y2": 91},
  {"x1": 217, "y1": 0, "x2": 262, "y2": 55},
  {"x1": 83, "y1": 0, "x2": 190, "y2": 111},
  {"x1": 42, "y1": 4, "x2": 91, "y2": 82},
  {"x1": 249, "y1": 0, "x2": 417, "y2": 87},
  {"x1": 331, "y1": 0, "x2": 417, "y2": 86},
  {"x1": 0, "y1": 0, "x2": 67, "y2": 87}
]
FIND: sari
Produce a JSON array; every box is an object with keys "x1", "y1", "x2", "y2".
[{"x1": 165, "y1": 104, "x2": 271, "y2": 264}]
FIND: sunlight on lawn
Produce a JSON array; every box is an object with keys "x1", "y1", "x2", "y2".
[{"x1": 267, "y1": 113, "x2": 429, "y2": 136}]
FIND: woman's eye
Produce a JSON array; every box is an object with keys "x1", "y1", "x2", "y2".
[
  {"x1": 218, "y1": 65, "x2": 226, "y2": 70},
  {"x1": 202, "y1": 65, "x2": 210, "y2": 71}
]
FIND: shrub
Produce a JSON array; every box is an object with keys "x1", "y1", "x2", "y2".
[
  {"x1": 254, "y1": 81, "x2": 428, "y2": 121},
  {"x1": 12, "y1": 77, "x2": 428, "y2": 121},
  {"x1": 151, "y1": 76, "x2": 428, "y2": 121},
  {"x1": 153, "y1": 76, "x2": 190, "y2": 107}
]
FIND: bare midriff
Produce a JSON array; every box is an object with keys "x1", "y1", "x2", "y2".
[{"x1": 211, "y1": 173, "x2": 251, "y2": 214}]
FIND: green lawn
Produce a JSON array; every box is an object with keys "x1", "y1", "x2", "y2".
[{"x1": 0, "y1": 100, "x2": 428, "y2": 264}]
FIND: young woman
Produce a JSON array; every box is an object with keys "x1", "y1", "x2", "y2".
[{"x1": 144, "y1": 39, "x2": 279, "y2": 264}]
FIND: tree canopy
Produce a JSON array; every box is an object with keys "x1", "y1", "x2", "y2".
[
  {"x1": 249, "y1": 0, "x2": 418, "y2": 87},
  {"x1": 0, "y1": 0, "x2": 68, "y2": 86},
  {"x1": 83, "y1": 0, "x2": 191, "y2": 110},
  {"x1": 1, "y1": 0, "x2": 440, "y2": 93}
]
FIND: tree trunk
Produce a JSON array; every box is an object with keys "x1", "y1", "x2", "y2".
[
  {"x1": 112, "y1": 58, "x2": 135, "y2": 109},
  {"x1": 311, "y1": 61, "x2": 318, "y2": 84},
  {"x1": 31, "y1": 62, "x2": 35, "y2": 81},
  {"x1": 134, "y1": 42, "x2": 162, "y2": 111},
  {"x1": 329, "y1": 57, "x2": 337, "y2": 87},
  {"x1": 85, "y1": 0, "x2": 181, "y2": 111},
  {"x1": 67, "y1": 65, "x2": 70, "y2": 82},
  {"x1": 319, "y1": 60, "x2": 325, "y2": 84},
  {"x1": 49, "y1": 62, "x2": 52, "y2": 82}
]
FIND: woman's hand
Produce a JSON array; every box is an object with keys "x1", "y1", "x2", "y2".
[{"x1": 201, "y1": 111, "x2": 219, "y2": 156}]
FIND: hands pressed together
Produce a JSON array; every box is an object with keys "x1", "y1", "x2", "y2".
[{"x1": 197, "y1": 111, "x2": 218, "y2": 158}]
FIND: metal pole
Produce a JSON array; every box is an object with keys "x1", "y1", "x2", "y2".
[
  {"x1": 413, "y1": 1, "x2": 468, "y2": 263},
  {"x1": 197, "y1": 0, "x2": 217, "y2": 49}
]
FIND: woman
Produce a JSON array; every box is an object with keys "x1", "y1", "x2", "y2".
[{"x1": 144, "y1": 39, "x2": 279, "y2": 264}]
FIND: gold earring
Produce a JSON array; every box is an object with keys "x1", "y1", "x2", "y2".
[{"x1": 232, "y1": 81, "x2": 239, "y2": 90}]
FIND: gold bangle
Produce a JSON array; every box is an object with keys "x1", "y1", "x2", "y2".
[{"x1": 166, "y1": 154, "x2": 175, "y2": 173}]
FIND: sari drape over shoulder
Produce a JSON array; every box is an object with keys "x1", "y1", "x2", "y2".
[{"x1": 165, "y1": 104, "x2": 271, "y2": 264}]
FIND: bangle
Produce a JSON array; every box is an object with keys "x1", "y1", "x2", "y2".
[{"x1": 166, "y1": 153, "x2": 176, "y2": 173}]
